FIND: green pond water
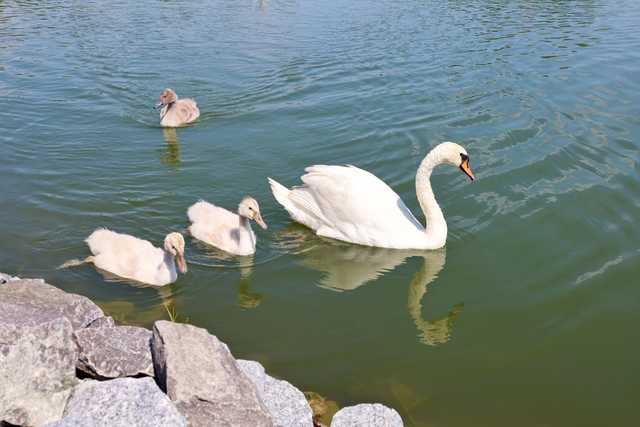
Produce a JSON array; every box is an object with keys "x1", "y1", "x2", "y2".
[{"x1": 1, "y1": 0, "x2": 639, "y2": 425}]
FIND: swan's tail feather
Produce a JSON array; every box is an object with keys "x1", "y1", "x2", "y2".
[
  {"x1": 288, "y1": 188, "x2": 326, "y2": 225},
  {"x1": 269, "y1": 177, "x2": 307, "y2": 219},
  {"x1": 268, "y1": 177, "x2": 326, "y2": 230},
  {"x1": 268, "y1": 177, "x2": 291, "y2": 208},
  {"x1": 57, "y1": 256, "x2": 94, "y2": 270}
]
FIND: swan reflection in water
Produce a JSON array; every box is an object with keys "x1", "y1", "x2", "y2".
[
  {"x1": 90, "y1": 267, "x2": 182, "y2": 325},
  {"x1": 275, "y1": 226, "x2": 463, "y2": 346},
  {"x1": 160, "y1": 128, "x2": 181, "y2": 167},
  {"x1": 236, "y1": 261, "x2": 263, "y2": 309},
  {"x1": 189, "y1": 238, "x2": 264, "y2": 309},
  {"x1": 92, "y1": 240, "x2": 264, "y2": 324}
]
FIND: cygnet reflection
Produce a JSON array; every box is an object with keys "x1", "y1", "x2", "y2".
[
  {"x1": 237, "y1": 271, "x2": 264, "y2": 309},
  {"x1": 160, "y1": 128, "x2": 181, "y2": 167},
  {"x1": 89, "y1": 266, "x2": 181, "y2": 325},
  {"x1": 189, "y1": 238, "x2": 263, "y2": 309}
]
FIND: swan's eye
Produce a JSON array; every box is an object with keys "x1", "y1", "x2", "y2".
[{"x1": 459, "y1": 153, "x2": 475, "y2": 181}]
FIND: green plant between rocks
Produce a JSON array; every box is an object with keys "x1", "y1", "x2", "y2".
[{"x1": 163, "y1": 302, "x2": 190, "y2": 324}]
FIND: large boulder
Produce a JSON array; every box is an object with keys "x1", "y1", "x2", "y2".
[
  {"x1": 0, "y1": 278, "x2": 107, "y2": 426},
  {"x1": 237, "y1": 360, "x2": 313, "y2": 427},
  {"x1": 0, "y1": 278, "x2": 104, "y2": 331},
  {"x1": 151, "y1": 321, "x2": 273, "y2": 427},
  {"x1": 44, "y1": 377, "x2": 186, "y2": 427},
  {"x1": 0, "y1": 317, "x2": 78, "y2": 426},
  {"x1": 331, "y1": 403, "x2": 403, "y2": 427},
  {"x1": 75, "y1": 326, "x2": 154, "y2": 379}
]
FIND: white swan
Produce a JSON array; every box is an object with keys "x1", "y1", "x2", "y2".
[
  {"x1": 268, "y1": 142, "x2": 475, "y2": 250},
  {"x1": 84, "y1": 229, "x2": 187, "y2": 286},
  {"x1": 187, "y1": 197, "x2": 267, "y2": 256},
  {"x1": 155, "y1": 88, "x2": 200, "y2": 127}
]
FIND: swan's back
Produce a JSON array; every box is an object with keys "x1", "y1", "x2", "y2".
[
  {"x1": 86, "y1": 228, "x2": 155, "y2": 257},
  {"x1": 161, "y1": 99, "x2": 200, "y2": 127},
  {"x1": 86, "y1": 228, "x2": 171, "y2": 285},
  {"x1": 188, "y1": 200, "x2": 256, "y2": 255},
  {"x1": 176, "y1": 98, "x2": 200, "y2": 123},
  {"x1": 270, "y1": 165, "x2": 426, "y2": 248},
  {"x1": 188, "y1": 200, "x2": 238, "y2": 229}
]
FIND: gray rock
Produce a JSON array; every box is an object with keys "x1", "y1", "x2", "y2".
[
  {"x1": 151, "y1": 320, "x2": 273, "y2": 427},
  {"x1": 0, "y1": 317, "x2": 78, "y2": 426},
  {"x1": 238, "y1": 360, "x2": 313, "y2": 427},
  {"x1": 87, "y1": 316, "x2": 115, "y2": 328},
  {"x1": 75, "y1": 326, "x2": 154, "y2": 379},
  {"x1": 0, "y1": 279, "x2": 104, "y2": 331},
  {"x1": 0, "y1": 278, "x2": 102, "y2": 425},
  {"x1": 331, "y1": 404, "x2": 403, "y2": 427},
  {"x1": 44, "y1": 377, "x2": 186, "y2": 427}
]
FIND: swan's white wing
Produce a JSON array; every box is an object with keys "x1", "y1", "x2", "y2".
[
  {"x1": 188, "y1": 200, "x2": 256, "y2": 255},
  {"x1": 87, "y1": 229, "x2": 157, "y2": 260},
  {"x1": 160, "y1": 99, "x2": 200, "y2": 127},
  {"x1": 188, "y1": 200, "x2": 238, "y2": 228},
  {"x1": 86, "y1": 229, "x2": 172, "y2": 285},
  {"x1": 189, "y1": 200, "x2": 236, "y2": 244},
  {"x1": 287, "y1": 165, "x2": 425, "y2": 248},
  {"x1": 178, "y1": 99, "x2": 200, "y2": 123}
]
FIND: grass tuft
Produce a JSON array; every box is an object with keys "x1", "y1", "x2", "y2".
[{"x1": 163, "y1": 302, "x2": 190, "y2": 323}]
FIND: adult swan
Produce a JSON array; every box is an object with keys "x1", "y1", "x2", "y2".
[{"x1": 268, "y1": 142, "x2": 475, "y2": 250}]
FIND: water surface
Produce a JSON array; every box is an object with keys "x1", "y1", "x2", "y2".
[{"x1": 1, "y1": 0, "x2": 639, "y2": 425}]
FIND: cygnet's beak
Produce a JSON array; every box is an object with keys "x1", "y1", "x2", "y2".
[
  {"x1": 154, "y1": 101, "x2": 164, "y2": 110},
  {"x1": 459, "y1": 158, "x2": 475, "y2": 181},
  {"x1": 176, "y1": 252, "x2": 188, "y2": 274},
  {"x1": 254, "y1": 212, "x2": 268, "y2": 230}
]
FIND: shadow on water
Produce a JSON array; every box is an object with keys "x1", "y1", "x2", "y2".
[{"x1": 274, "y1": 225, "x2": 463, "y2": 346}]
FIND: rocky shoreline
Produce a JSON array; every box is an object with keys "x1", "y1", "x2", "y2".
[{"x1": 0, "y1": 273, "x2": 403, "y2": 427}]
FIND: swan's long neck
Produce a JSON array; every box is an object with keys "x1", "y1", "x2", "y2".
[
  {"x1": 239, "y1": 216, "x2": 251, "y2": 230},
  {"x1": 160, "y1": 102, "x2": 175, "y2": 120},
  {"x1": 239, "y1": 216, "x2": 256, "y2": 247},
  {"x1": 416, "y1": 151, "x2": 447, "y2": 248},
  {"x1": 163, "y1": 251, "x2": 176, "y2": 271}
]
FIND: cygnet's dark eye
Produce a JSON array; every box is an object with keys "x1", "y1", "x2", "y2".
[{"x1": 249, "y1": 206, "x2": 254, "y2": 211}]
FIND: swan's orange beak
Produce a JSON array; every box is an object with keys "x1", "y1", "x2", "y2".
[
  {"x1": 460, "y1": 158, "x2": 475, "y2": 181},
  {"x1": 176, "y1": 253, "x2": 188, "y2": 274},
  {"x1": 254, "y1": 211, "x2": 268, "y2": 230}
]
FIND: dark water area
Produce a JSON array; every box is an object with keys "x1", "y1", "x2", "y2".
[{"x1": 1, "y1": 0, "x2": 639, "y2": 425}]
